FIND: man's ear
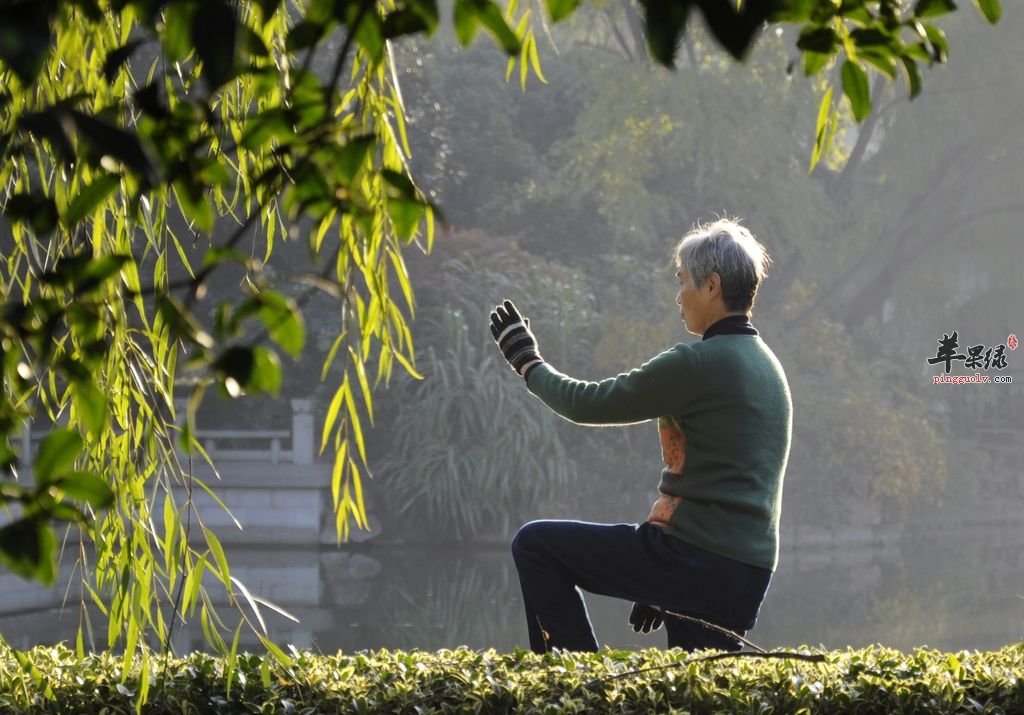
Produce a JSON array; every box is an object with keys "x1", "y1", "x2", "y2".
[{"x1": 706, "y1": 272, "x2": 722, "y2": 295}]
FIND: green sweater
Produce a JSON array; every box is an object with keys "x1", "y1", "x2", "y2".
[{"x1": 525, "y1": 335, "x2": 792, "y2": 571}]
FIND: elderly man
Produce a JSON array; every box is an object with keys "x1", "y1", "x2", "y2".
[{"x1": 490, "y1": 218, "x2": 792, "y2": 653}]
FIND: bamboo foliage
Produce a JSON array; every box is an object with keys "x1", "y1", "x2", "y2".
[
  {"x1": 0, "y1": 0, "x2": 475, "y2": 668},
  {"x1": 378, "y1": 252, "x2": 594, "y2": 540}
]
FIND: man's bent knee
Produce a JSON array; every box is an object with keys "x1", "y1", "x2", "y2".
[{"x1": 510, "y1": 519, "x2": 551, "y2": 559}]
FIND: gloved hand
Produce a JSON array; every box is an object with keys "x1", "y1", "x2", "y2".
[
  {"x1": 489, "y1": 299, "x2": 544, "y2": 378},
  {"x1": 629, "y1": 602, "x2": 664, "y2": 634}
]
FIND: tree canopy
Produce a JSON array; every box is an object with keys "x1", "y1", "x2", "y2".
[{"x1": 0, "y1": 0, "x2": 1002, "y2": 687}]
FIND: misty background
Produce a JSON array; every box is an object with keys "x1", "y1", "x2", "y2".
[{"x1": 4, "y1": 3, "x2": 1023, "y2": 654}]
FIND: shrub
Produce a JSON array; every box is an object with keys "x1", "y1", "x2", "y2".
[{"x1": 2, "y1": 641, "x2": 1023, "y2": 714}]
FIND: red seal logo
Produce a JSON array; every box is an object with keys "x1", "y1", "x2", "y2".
[{"x1": 1009, "y1": 334, "x2": 1018, "y2": 351}]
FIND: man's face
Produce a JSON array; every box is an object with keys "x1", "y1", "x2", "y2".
[{"x1": 675, "y1": 265, "x2": 702, "y2": 335}]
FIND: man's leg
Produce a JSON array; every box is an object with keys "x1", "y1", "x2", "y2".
[
  {"x1": 510, "y1": 519, "x2": 772, "y2": 653},
  {"x1": 663, "y1": 561, "x2": 772, "y2": 651},
  {"x1": 511, "y1": 521, "x2": 603, "y2": 652}
]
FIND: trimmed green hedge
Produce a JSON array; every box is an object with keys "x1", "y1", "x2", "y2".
[{"x1": 2, "y1": 642, "x2": 1023, "y2": 713}]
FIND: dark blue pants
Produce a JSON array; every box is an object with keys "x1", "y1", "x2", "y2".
[{"x1": 510, "y1": 520, "x2": 772, "y2": 653}]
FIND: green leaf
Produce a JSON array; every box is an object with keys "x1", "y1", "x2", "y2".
[
  {"x1": 0, "y1": 2, "x2": 53, "y2": 85},
  {"x1": 974, "y1": 0, "x2": 1001, "y2": 23},
  {"x1": 796, "y1": 26, "x2": 839, "y2": 53},
  {"x1": 282, "y1": 164, "x2": 333, "y2": 219},
  {"x1": 241, "y1": 25, "x2": 270, "y2": 58},
  {"x1": 638, "y1": 0, "x2": 690, "y2": 66},
  {"x1": 214, "y1": 347, "x2": 256, "y2": 397},
  {"x1": 859, "y1": 48, "x2": 898, "y2": 79},
  {"x1": 383, "y1": 7, "x2": 431, "y2": 38},
  {"x1": 56, "y1": 471, "x2": 115, "y2": 508},
  {"x1": 409, "y1": 0, "x2": 440, "y2": 35},
  {"x1": 64, "y1": 173, "x2": 121, "y2": 225},
  {"x1": 4, "y1": 192, "x2": 59, "y2": 234},
  {"x1": 34, "y1": 428, "x2": 84, "y2": 483},
  {"x1": 387, "y1": 198, "x2": 427, "y2": 242},
  {"x1": 18, "y1": 108, "x2": 75, "y2": 163},
  {"x1": 173, "y1": 178, "x2": 214, "y2": 233},
  {"x1": 453, "y1": 0, "x2": 478, "y2": 45},
  {"x1": 239, "y1": 108, "x2": 295, "y2": 150},
  {"x1": 802, "y1": 51, "x2": 830, "y2": 76},
  {"x1": 157, "y1": 294, "x2": 215, "y2": 349},
  {"x1": 352, "y1": 7, "x2": 385, "y2": 65},
  {"x1": 900, "y1": 56, "x2": 923, "y2": 98},
  {"x1": 841, "y1": 59, "x2": 871, "y2": 122},
  {"x1": 205, "y1": 528, "x2": 232, "y2": 592},
  {"x1": 921, "y1": 22, "x2": 949, "y2": 62},
  {"x1": 809, "y1": 84, "x2": 834, "y2": 172},
  {"x1": 251, "y1": 346, "x2": 283, "y2": 396},
  {"x1": 545, "y1": 0, "x2": 579, "y2": 22},
  {"x1": 73, "y1": 378, "x2": 107, "y2": 435},
  {"x1": 102, "y1": 39, "x2": 146, "y2": 82},
  {"x1": 68, "y1": 110, "x2": 158, "y2": 185},
  {"x1": 849, "y1": 28, "x2": 896, "y2": 49},
  {"x1": 769, "y1": 0, "x2": 815, "y2": 22},
  {"x1": 0, "y1": 519, "x2": 56, "y2": 585},
  {"x1": 335, "y1": 135, "x2": 375, "y2": 185},
  {"x1": 192, "y1": 0, "x2": 239, "y2": 91},
  {"x1": 914, "y1": 0, "x2": 957, "y2": 19},
  {"x1": 257, "y1": 290, "x2": 306, "y2": 358},
  {"x1": 693, "y1": 0, "x2": 773, "y2": 60},
  {"x1": 476, "y1": 0, "x2": 521, "y2": 54},
  {"x1": 285, "y1": 20, "x2": 327, "y2": 52},
  {"x1": 254, "y1": 0, "x2": 282, "y2": 25},
  {"x1": 259, "y1": 634, "x2": 294, "y2": 667},
  {"x1": 381, "y1": 168, "x2": 418, "y2": 199},
  {"x1": 161, "y1": 2, "x2": 196, "y2": 62}
]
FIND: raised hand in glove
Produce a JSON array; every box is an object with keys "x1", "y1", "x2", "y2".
[
  {"x1": 628, "y1": 602, "x2": 664, "y2": 634},
  {"x1": 489, "y1": 299, "x2": 544, "y2": 378}
]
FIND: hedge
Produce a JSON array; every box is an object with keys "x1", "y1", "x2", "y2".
[{"x1": 1, "y1": 641, "x2": 1023, "y2": 713}]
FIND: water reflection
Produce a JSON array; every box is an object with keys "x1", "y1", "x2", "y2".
[{"x1": 1, "y1": 526, "x2": 1022, "y2": 653}]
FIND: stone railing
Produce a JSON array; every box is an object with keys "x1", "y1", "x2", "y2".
[
  {"x1": 16, "y1": 398, "x2": 317, "y2": 469},
  {"x1": 179, "y1": 398, "x2": 316, "y2": 466}
]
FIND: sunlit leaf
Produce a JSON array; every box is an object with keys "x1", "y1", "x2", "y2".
[
  {"x1": 257, "y1": 290, "x2": 306, "y2": 359},
  {"x1": 64, "y1": 173, "x2": 121, "y2": 225},
  {"x1": 545, "y1": 0, "x2": 578, "y2": 22},
  {"x1": 205, "y1": 528, "x2": 231, "y2": 593},
  {"x1": 809, "y1": 83, "x2": 834, "y2": 172},
  {"x1": 387, "y1": 198, "x2": 426, "y2": 242},
  {"x1": 73, "y1": 378, "x2": 108, "y2": 435},
  {"x1": 974, "y1": 0, "x2": 1001, "y2": 23},
  {"x1": 841, "y1": 59, "x2": 871, "y2": 122},
  {"x1": 251, "y1": 346, "x2": 283, "y2": 396},
  {"x1": 453, "y1": 0, "x2": 478, "y2": 45}
]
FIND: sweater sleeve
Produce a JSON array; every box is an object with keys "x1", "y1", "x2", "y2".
[{"x1": 524, "y1": 344, "x2": 699, "y2": 426}]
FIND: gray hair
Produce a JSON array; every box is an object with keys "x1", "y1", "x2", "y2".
[{"x1": 674, "y1": 218, "x2": 773, "y2": 313}]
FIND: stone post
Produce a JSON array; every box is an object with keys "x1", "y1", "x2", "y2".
[{"x1": 290, "y1": 399, "x2": 315, "y2": 465}]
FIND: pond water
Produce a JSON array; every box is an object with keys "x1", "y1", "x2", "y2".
[{"x1": 2, "y1": 524, "x2": 1022, "y2": 654}]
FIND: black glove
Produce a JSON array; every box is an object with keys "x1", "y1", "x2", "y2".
[
  {"x1": 628, "y1": 603, "x2": 664, "y2": 634},
  {"x1": 489, "y1": 299, "x2": 544, "y2": 378}
]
